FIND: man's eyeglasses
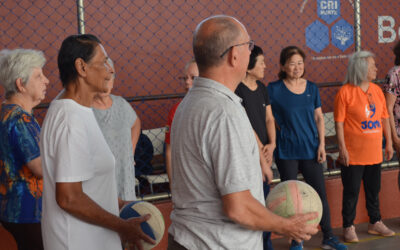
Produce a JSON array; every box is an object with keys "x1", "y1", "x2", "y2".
[
  {"x1": 178, "y1": 76, "x2": 195, "y2": 82},
  {"x1": 220, "y1": 40, "x2": 254, "y2": 58}
]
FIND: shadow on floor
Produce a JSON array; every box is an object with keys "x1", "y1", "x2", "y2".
[{"x1": 271, "y1": 218, "x2": 400, "y2": 250}]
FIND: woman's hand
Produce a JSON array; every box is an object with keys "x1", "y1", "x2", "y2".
[
  {"x1": 262, "y1": 143, "x2": 275, "y2": 163},
  {"x1": 261, "y1": 163, "x2": 273, "y2": 184},
  {"x1": 317, "y1": 144, "x2": 326, "y2": 163},
  {"x1": 338, "y1": 147, "x2": 349, "y2": 167},
  {"x1": 393, "y1": 136, "x2": 400, "y2": 155},
  {"x1": 385, "y1": 142, "x2": 394, "y2": 161},
  {"x1": 260, "y1": 152, "x2": 273, "y2": 184},
  {"x1": 118, "y1": 198, "x2": 133, "y2": 211}
]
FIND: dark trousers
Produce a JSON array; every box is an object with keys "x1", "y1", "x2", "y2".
[
  {"x1": 167, "y1": 234, "x2": 188, "y2": 250},
  {"x1": 0, "y1": 221, "x2": 43, "y2": 250},
  {"x1": 275, "y1": 158, "x2": 333, "y2": 239},
  {"x1": 262, "y1": 181, "x2": 273, "y2": 250},
  {"x1": 340, "y1": 163, "x2": 382, "y2": 227}
]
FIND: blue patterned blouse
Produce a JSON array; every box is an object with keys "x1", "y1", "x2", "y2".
[{"x1": 0, "y1": 104, "x2": 42, "y2": 223}]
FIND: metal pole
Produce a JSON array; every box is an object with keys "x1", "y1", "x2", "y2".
[
  {"x1": 77, "y1": 0, "x2": 85, "y2": 34},
  {"x1": 354, "y1": 0, "x2": 361, "y2": 51}
]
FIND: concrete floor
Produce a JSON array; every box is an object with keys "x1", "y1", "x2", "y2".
[{"x1": 271, "y1": 218, "x2": 400, "y2": 250}]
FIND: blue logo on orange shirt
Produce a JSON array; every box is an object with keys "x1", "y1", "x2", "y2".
[
  {"x1": 361, "y1": 104, "x2": 380, "y2": 130},
  {"x1": 365, "y1": 104, "x2": 375, "y2": 119},
  {"x1": 361, "y1": 120, "x2": 381, "y2": 130}
]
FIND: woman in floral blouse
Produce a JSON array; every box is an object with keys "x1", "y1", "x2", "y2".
[
  {"x1": 0, "y1": 49, "x2": 49, "y2": 250},
  {"x1": 383, "y1": 40, "x2": 400, "y2": 189}
]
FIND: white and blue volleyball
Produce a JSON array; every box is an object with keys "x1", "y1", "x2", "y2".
[{"x1": 120, "y1": 201, "x2": 165, "y2": 249}]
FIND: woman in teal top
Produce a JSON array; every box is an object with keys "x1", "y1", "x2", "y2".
[
  {"x1": 0, "y1": 49, "x2": 49, "y2": 250},
  {"x1": 267, "y1": 46, "x2": 346, "y2": 250}
]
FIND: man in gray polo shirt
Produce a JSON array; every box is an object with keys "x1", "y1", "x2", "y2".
[{"x1": 168, "y1": 15, "x2": 318, "y2": 250}]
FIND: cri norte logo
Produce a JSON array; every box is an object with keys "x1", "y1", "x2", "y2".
[{"x1": 303, "y1": 0, "x2": 354, "y2": 53}]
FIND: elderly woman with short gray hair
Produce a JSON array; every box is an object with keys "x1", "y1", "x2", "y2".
[
  {"x1": 334, "y1": 51, "x2": 394, "y2": 243},
  {"x1": 0, "y1": 48, "x2": 49, "y2": 250},
  {"x1": 92, "y1": 58, "x2": 141, "y2": 202}
]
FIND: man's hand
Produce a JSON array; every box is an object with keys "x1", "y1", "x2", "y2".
[
  {"x1": 119, "y1": 214, "x2": 156, "y2": 250},
  {"x1": 281, "y1": 212, "x2": 319, "y2": 242}
]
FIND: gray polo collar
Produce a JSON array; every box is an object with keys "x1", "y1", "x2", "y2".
[{"x1": 193, "y1": 77, "x2": 242, "y2": 103}]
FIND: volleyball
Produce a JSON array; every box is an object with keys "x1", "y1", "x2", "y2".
[
  {"x1": 265, "y1": 180, "x2": 322, "y2": 224},
  {"x1": 120, "y1": 201, "x2": 165, "y2": 249}
]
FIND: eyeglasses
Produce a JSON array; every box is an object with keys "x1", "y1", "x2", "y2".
[
  {"x1": 220, "y1": 40, "x2": 254, "y2": 58},
  {"x1": 178, "y1": 76, "x2": 195, "y2": 82}
]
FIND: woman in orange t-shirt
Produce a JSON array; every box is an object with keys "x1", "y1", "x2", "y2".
[{"x1": 334, "y1": 51, "x2": 394, "y2": 243}]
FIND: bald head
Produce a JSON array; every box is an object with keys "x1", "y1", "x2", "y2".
[{"x1": 193, "y1": 15, "x2": 245, "y2": 72}]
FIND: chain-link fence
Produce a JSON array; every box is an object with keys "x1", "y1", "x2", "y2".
[{"x1": 1, "y1": 0, "x2": 399, "y2": 199}]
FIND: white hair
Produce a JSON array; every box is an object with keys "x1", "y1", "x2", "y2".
[
  {"x1": 0, "y1": 48, "x2": 46, "y2": 99},
  {"x1": 344, "y1": 50, "x2": 375, "y2": 86},
  {"x1": 184, "y1": 58, "x2": 196, "y2": 71}
]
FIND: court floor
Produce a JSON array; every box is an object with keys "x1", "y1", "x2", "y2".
[{"x1": 271, "y1": 218, "x2": 400, "y2": 250}]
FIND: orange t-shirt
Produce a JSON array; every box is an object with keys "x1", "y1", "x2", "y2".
[{"x1": 334, "y1": 83, "x2": 389, "y2": 165}]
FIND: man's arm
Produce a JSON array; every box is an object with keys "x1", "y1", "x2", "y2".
[
  {"x1": 26, "y1": 157, "x2": 42, "y2": 178},
  {"x1": 222, "y1": 190, "x2": 318, "y2": 242},
  {"x1": 56, "y1": 182, "x2": 155, "y2": 248},
  {"x1": 314, "y1": 107, "x2": 326, "y2": 163}
]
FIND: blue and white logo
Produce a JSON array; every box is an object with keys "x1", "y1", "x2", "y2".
[
  {"x1": 332, "y1": 19, "x2": 354, "y2": 51},
  {"x1": 365, "y1": 104, "x2": 376, "y2": 119},
  {"x1": 305, "y1": 0, "x2": 354, "y2": 54},
  {"x1": 305, "y1": 20, "x2": 330, "y2": 53},
  {"x1": 361, "y1": 104, "x2": 380, "y2": 130},
  {"x1": 317, "y1": 0, "x2": 340, "y2": 24}
]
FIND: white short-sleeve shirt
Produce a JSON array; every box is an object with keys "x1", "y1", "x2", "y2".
[{"x1": 40, "y1": 99, "x2": 122, "y2": 250}]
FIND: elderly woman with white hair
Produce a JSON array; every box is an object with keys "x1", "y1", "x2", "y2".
[
  {"x1": 0, "y1": 49, "x2": 49, "y2": 250},
  {"x1": 334, "y1": 51, "x2": 394, "y2": 243}
]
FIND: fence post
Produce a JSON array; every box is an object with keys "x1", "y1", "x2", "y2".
[
  {"x1": 77, "y1": 0, "x2": 85, "y2": 34},
  {"x1": 354, "y1": 0, "x2": 361, "y2": 51}
]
